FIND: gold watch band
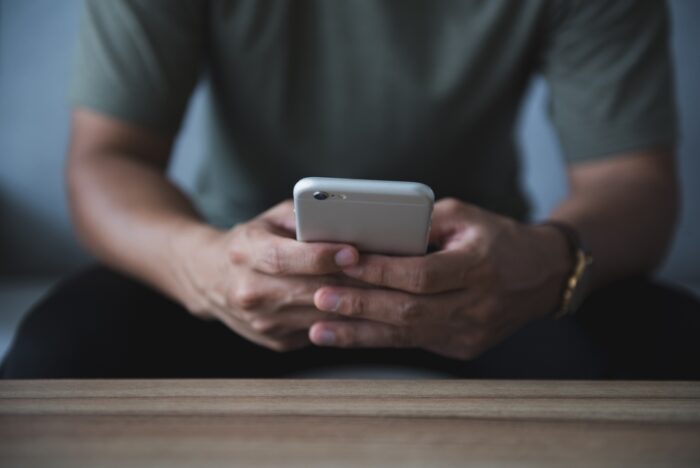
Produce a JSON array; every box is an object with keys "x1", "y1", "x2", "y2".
[
  {"x1": 539, "y1": 221, "x2": 594, "y2": 319},
  {"x1": 555, "y1": 249, "x2": 593, "y2": 319}
]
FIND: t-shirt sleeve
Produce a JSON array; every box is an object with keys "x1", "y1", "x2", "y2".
[
  {"x1": 69, "y1": 0, "x2": 206, "y2": 135},
  {"x1": 542, "y1": 0, "x2": 678, "y2": 163}
]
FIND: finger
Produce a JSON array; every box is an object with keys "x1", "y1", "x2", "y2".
[
  {"x1": 235, "y1": 224, "x2": 359, "y2": 275},
  {"x1": 314, "y1": 286, "x2": 454, "y2": 327},
  {"x1": 216, "y1": 307, "x2": 311, "y2": 352},
  {"x1": 224, "y1": 272, "x2": 372, "y2": 324},
  {"x1": 268, "y1": 329, "x2": 313, "y2": 353},
  {"x1": 309, "y1": 320, "x2": 413, "y2": 349},
  {"x1": 341, "y1": 249, "x2": 478, "y2": 294},
  {"x1": 429, "y1": 200, "x2": 463, "y2": 244},
  {"x1": 284, "y1": 273, "x2": 371, "y2": 305},
  {"x1": 259, "y1": 199, "x2": 294, "y2": 223},
  {"x1": 234, "y1": 272, "x2": 369, "y2": 311},
  {"x1": 214, "y1": 306, "x2": 278, "y2": 348},
  {"x1": 259, "y1": 200, "x2": 297, "y2": 235},
  {"x1": 249, "y1": 307, "x2": 340, "y2": 337},
  {"x1": 429, "y1": 198, "x2": 482, "y2": 248}
]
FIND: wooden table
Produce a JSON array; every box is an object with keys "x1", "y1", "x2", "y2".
[{"x1": 1, "y1": 380, "x2": 699, "y2": 467}]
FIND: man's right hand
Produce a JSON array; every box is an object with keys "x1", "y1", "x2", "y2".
[
  {"x1": 68, "y1": 110, "x2": 360, "y2": 352},
  {"x1": 173, "y1": 201, "x2": 361, "y2": 352}
]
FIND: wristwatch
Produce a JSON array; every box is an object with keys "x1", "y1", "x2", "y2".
[{"x1": 540, "y1": 221, "x2": 594, "y2": 319}]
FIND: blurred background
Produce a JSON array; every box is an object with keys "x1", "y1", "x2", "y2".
[{"x1": 1, "y1": 0, "x2": 699, "y2": 360}]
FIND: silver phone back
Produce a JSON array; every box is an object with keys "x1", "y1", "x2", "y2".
[{"x1": 294, "y1": 177, "x2": 434, "y2": 256}]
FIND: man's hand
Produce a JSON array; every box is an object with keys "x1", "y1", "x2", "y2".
[
  {"x1": 68, "y1": 110, "x2": 367, "y2": 353},
  {"x1": 308, "y1": 198, "x2": 571, "y2": 360},
  {"x1": 174, "y1": 201, "x2": 362, "y2": 352}
]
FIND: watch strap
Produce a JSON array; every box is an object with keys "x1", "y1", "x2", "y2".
[{"x1": 539, "y1": 221, "x2": 593, "y2": 318}]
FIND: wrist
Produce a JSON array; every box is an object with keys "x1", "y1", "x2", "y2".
[
  {"x1": 164, "y1": 220, "x2": 226, "y2": 308},
  {"x1": 527, "y1": 224, "x2": 575, "y2": 318},
  {"x1": 536, "y1": 221, "x2": 595, "y2": 319}
]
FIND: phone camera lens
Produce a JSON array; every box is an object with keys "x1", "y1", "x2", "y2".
[{"x1": 313, "y1": 191, "x2": 329, "y2": 201}]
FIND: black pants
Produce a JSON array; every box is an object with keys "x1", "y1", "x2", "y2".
[{"x1": 2, "y1": 265, "x2": 699, "y2": 379}]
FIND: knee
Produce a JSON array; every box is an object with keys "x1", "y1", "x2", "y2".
[
  {"x1": 1, "y1": 267, "x2": 139, "y2": 378},
  {"x1": 2, "y1": 299, "x2": 104, "y2": 378},
  {"x1": 578, "y1": 277, "x2": 700, "y2": 379}
]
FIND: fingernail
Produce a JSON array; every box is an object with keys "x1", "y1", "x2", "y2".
[
  {"x1": 342, "y1": 266, "x2": 363, "y2": 277},
  {"x1": 335, "y1": 248, "x2": 356, "y2": 267},
  {"x1": 318, "y1": 291, "x2": 340, "y2": 311},
  {"x1": 317, "y1": 330, "x2": 336, "y2": 346}
]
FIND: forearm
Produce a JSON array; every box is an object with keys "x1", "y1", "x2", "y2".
[
  {"x1": 67, "y1": 149, "x2": 220, "y2": 303},
  {"x1": 547, "y1": 150, "x2": 679, "y2": 291}
]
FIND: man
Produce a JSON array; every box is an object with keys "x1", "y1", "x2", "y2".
[{"x1": 3, "y1": 0, "x2": 699, "y2": 378}]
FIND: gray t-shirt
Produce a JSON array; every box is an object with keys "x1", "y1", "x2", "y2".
[{"x1": 70, "y1": 0, "x2": 677, "y2": 227}]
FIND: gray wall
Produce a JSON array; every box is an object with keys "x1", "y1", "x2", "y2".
[{"x1": 1, "y1": 0, "x2": 698, "y2": 283}]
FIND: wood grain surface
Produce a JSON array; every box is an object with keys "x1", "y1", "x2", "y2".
[{"x1": 1, "y1": 379, "x2": 699, "y2": 467}]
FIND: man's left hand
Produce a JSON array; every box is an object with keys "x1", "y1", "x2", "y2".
[{"x1": 308, "y1": 198, "x2": 572, "y2": 360}]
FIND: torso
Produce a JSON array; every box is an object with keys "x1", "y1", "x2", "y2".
[{"x1": 195, "y1": 0, "x2": 549, "y2": 226}]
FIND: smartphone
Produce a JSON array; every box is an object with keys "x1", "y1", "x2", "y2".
[{"x1": 293, "y1": 177, "x2": 434, "y2": 256}]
